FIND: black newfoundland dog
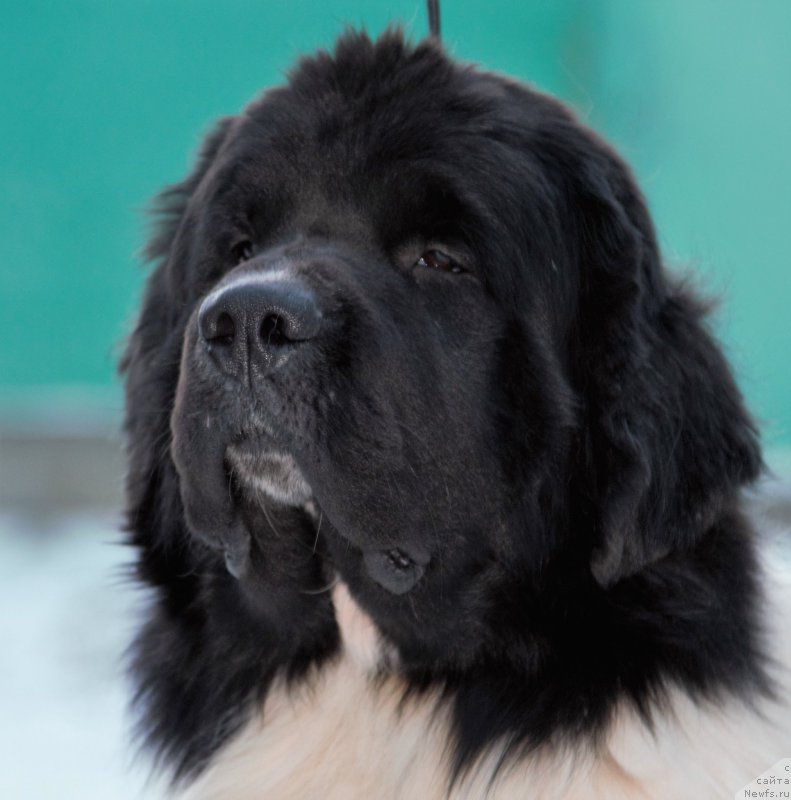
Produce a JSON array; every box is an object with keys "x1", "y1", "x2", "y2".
[{"x1": 122, "y1": 30, "x2": 791, "y2": 799}]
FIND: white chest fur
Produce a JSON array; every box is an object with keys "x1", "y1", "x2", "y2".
[{"x1": 176, "y1": 551, "x2": 791, "y2": 800}]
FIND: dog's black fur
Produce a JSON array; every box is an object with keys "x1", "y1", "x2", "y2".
[{"x1": 122, "y1": 30, "x2": 767, "y2": 786}]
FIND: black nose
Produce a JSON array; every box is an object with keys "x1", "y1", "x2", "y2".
[{"x1": 198, "y1": 276, "x2": 322, "y2": 377}]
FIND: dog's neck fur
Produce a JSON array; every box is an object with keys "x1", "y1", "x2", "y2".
[
  {"x1": 174, "y1": 535, "x2": 791, "y2": 800},
  {"x1": 341, "y1": 507, "x2": 773, "y2": 775}
]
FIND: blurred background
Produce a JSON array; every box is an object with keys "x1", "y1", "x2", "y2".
[{"x1": 1, "y1": 1, "x2": 789, "y2": 797}]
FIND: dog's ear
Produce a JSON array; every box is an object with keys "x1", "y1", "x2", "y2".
[
  {"x1": 120, "y1": 118, "x2": 339, "y2": 779},
  {"x1": 570, "y1": 141, "x2": 762, "y2": 587},
  {"x1": 118, "y1": 117, "x2": 241, "y2": 775},
  {"x1": 121, "y1": 116, "x2": 236, "y2": 560}
]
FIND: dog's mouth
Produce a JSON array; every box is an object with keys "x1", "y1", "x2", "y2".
[
  {"x1": 226, "y1": 441, "x2": 313, "y2": 506},
  {"x1": 362, "y1": 548, "x2": 428, "y2": 595},
  {"x1": 226, "y1": 440, "x2": 429, "y2": 594}
]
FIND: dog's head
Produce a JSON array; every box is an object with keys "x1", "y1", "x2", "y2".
[{"x1": 124, "y1": 31, "x2": 761, "y2": 681}]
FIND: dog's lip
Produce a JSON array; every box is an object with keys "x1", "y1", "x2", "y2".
[
  {"x1": 226, "y1": 439, "x2": 313, "y2": 506},
  {"x1": 223, "y1": 535, "x2": 252, "y2": 580},
  {"x1": 362, "y1": 547, "x2": 429, "y2": 595},
  {"x1": 225, "y1": 436, "x2": 432, "y2": 593}
]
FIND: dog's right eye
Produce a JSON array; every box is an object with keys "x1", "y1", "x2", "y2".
[
  {"x1": 231, "y1": 240, "x2": 253, "y2": 264},
  {"x1": 415, "y1": 249, "x2": 465, "y2": 274}
]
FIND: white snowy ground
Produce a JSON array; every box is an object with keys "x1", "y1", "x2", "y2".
[{"x1": 0, "y1": 512, "x2": 165, "y2": 800}]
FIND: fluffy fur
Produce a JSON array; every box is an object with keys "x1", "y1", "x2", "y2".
[{"x1": 121, "y1": 30, "x2": 791, "y2": 798}]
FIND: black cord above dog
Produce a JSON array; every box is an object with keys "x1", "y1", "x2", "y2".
[{"x1": 427, "y1": 0, "x2": 441, "y2": 40}]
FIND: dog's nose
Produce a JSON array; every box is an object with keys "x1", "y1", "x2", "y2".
[{"x1": 198, "y1": 276, "x2": 322, "y2": 377}]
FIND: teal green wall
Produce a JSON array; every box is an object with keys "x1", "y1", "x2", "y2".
[
  {"x1": 1, "y1": 1, "x2": 789, "y2": 446},
  {"x1": 588, "y1": 2, "x2": 791, "y2": 450}
]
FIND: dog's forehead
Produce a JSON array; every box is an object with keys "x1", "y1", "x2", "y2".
[
  {"x1": 196, "y1": 35, "x2": 584, "y2": 313},
  {"x1": 223, "y1": 41, "x2": 533, "y2": 196}
]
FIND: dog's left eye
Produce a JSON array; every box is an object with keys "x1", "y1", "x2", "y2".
[
  {"x1": 231, "y1": 239, "x2": 253, "y2": 264},
  {"x1": 416, "y1": 249, "x2": 465, "y2": 274}
]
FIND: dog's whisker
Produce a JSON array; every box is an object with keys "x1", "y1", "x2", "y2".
[{"x1": 311, "y1": 511, "x2": 324, "y2": 556}]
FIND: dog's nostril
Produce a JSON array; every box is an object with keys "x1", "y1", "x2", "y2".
[
  {"x1": 199, "y1": 300, "x2": 236, "y2": 346},
  {"x1": 212, "y1": 312, "x2": 235, "y2": 344},
  {"x1": 197, "y1": 276, "x2": 321, "y2": 377},
  {"x1": 260, "y1": 314, "x2": 288, "y2": 347}
]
